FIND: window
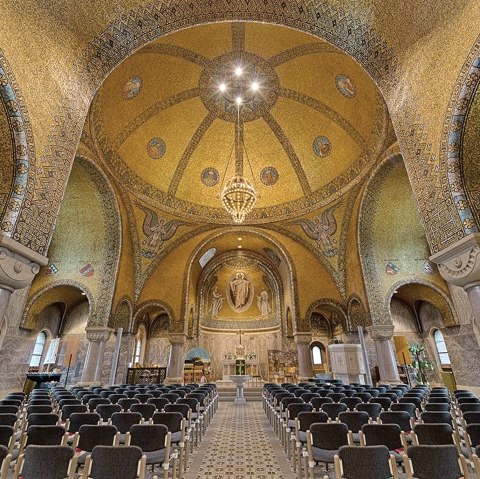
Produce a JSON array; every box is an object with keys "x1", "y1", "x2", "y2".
[
  {"x1": 29, "y1": 331, "x2": 47, "y2": 368},
  {"x1": 132, "y1": 337, "x2": 142, "y2": 365},
  {"x1": 310, "y1": 343, "x2": 325, "y2": 365},
  {"x1": 199, "y1": 248, "x2": 216, "y2": 268},
  {"x1": 434, "y1": 329, "x2": 451, "y2": 366}
]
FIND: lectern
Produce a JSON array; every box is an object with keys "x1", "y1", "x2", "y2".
[{"x1": 23, "y1": 373, "x2": 62, "y2": 394}]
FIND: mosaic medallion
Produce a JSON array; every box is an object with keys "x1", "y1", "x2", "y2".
[
  {"x1": 201, "y1": 167, "x2": 220, "y2": 187},
  {"x1": 147, "y1": 137, "x2": 166, "y2": 159},
  {"x1": 313, "y1": 135, "x2": 332, "y2": 158},
  {"x1": 122, "y1": 75, "x2": 142, "y2": 99},
  {"x1": 260, "y1": 167, "x2": 279, "y2": 186},
  {"x1": 335, "y1": 74, "x2": 356, "y2": 98},
  {"x1": 198, "y1": 51, "x2": 280, "y2": 123}
]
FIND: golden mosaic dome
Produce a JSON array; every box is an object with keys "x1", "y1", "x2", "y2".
[{"x1": 92, "y1": 22, "x2": 389, "y2": 224}]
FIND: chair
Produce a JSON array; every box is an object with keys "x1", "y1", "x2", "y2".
[
  {"x1": 58, "y1": 399, "x2": 81, "y2": 409},
  {"x1": 327, "y1": 392, "x2": 347, "y2": 403},
  {"x1": 420, "y1": 411, "x2": 452, "y2": 426},
  {"x1": 338, "y1": 411, "x2": 369, "y2": 443},
  {"x1": 131, "y1": 403, "x2": 156, "y2": 421},
  {"x1": 370, "y1": 397, "x2": 392, "y2": 410},
  {"x1": 334, "y1": 445, "x2": 399, "y2": 479},
  {"x1": 60, "y1": 404, "x2": 87, "y2": 422},
  {"x1": 356, "y1": 402, "x2": 382, "y2": 421},
  {"x1": 0, "y1": 444, "x2": 10, "y2": 478},
  {"x1": 13, "y1": 445, "x2": 76, "y2": 479},
  {"x1": 379, "y1": 411, "x2": 413, "y2": 433},
  {"x1": 118, "y1": 398, "x2": 140, "y2": 411},
  {"x1": 464, "y1": 423, "x2": 480, "y2": 459},
  {"x1": 306, "y1": 422, "x2": 350, "y2": 478},
  {"x1": 108, "y1": 394, "x2": 128, "y2": 404},
  {"x1": 424, "y1": 402, "x2": 451, "y2": 412},
  {"x1": 152, "y1": 411, "x2": 185, "y2": 469},
  {"x1": 28, "y1": 413, "x2": 59, "y2": 426},
  {"x1": 0, "y1": 426, "x2": 14, "y2": 454},
  {"x1": 311, "y1": 397, "x2": 333, "y2": 410},
  {"x1": 147, "y1": 397, "x2": 169, "y2": 411},
  {"x1": 110, "y1": 412, "x2": 142, "y2": 442},
  {"x1": 87, "y1": 398, "x2": 111, "y2": 412},
  {"x1": 95, "y1": 404, "x2": 122, "y2": 422},
  {"x1": 126, "y1": 424, "x2": 173, "y2": 479},
  {"x1": 391, "y1": 402, "x2": 417, "y2": 419},
  {"x1": 162, "y1": 393, "x2": 180, "y2": 404},
  {"x1": 404, "y1": 444, "x2": 470, "y2": 479},
  {"x1": 66, "y1": 412, "x2": 100, "y2": 434},
  {"x1": 340, "y1": 397, "x2": 362, "y2": 410},
  {"x1": 23, "y1": 425, "x2": 68, "y2": 449},
  {"x1": 399, "y1": 396, "x2": 422, "y2": 410},
  {"x1": 82, "y1": 445, "x2": 146, "y2": 479},
  {"x1": 27, "y1": 405, "x2": 53, "y2": 416},
  {"x1": 0, "y1": 413, "x2": 18, "y2": 428},
  {"x1": 361, "y1": 424, "x2": 406, "y2": 463},
  {"x1": 321, "y1": 402, "x2": 348, "y2": 420},
  {"x1": 76, "y1": 424, "x2": 119, "y2": 463},
  {"x1": 134, "y1": 393, "x2": 154, "y2": 404}
]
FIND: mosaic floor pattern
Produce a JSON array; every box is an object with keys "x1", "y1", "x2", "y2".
[{"x1": 185, "y1": 402, "x2": 296, "y2": 479}]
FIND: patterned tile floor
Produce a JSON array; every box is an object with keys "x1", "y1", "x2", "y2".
[{"x1": 185, "y1": 402, "x2": 296, "y2": 479}]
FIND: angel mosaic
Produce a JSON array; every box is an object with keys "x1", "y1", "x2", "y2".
[
  {"x1": 292, "y1": 203, "x2": 340, "y2": 257},
  {"x1": 137, "y1": 203, "x2": 189, "y2": 254}
]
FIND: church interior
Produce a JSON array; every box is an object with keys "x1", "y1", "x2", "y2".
[{"x1": 0, "y1": 1, "x2": 480, "y2": 478}]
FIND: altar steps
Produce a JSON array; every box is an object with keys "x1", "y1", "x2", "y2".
[{"x1": 216, "y1": 381, "x2": 264, "y2": 402}]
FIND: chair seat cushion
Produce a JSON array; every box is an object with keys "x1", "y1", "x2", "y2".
[
  {"x1": 145, "y1": 449, "x2": 167, "y2": 465},
  {"x1": 312, "y1": 447, "x2": 337, "y2": 463},
  {"x1": 298, "y1": 431, "x2": 307, "y2": 443},
  {"x1": 170, "y1": 431, "x2": 182, "y2": 443},
  {"x1": 288, "y1": 419, "x2": 295, "y2": 428}
]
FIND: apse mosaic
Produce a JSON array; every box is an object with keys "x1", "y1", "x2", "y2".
[
  {"x1": 335, "y1": 74, "x2": 356, "y2": 98},
  {"x1": 201, "y1": 167, "x2": 219, "y2": 187},
  {"x1": 122, "y1": 75, "x2": 142, "y2": 99},
  {"x1": 146, "y1": 137, "x2": 166, "y2": 159},
  {"x1": 260, "y1": 167, "x2": 279, "y2": 186},
  {"x1": 312, "y1": 135, "x2": 332, "y2": 158}
]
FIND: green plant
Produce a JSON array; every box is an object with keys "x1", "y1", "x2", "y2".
[{"x1": 408, "y1": 341, "x2": 435, "y2": 384}]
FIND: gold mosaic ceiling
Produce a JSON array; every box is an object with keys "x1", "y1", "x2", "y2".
[{"x1": 92, "y1": 22, "x2": 389, "y2": 224}]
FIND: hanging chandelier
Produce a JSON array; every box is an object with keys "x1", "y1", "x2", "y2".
[{"x1": 218, "y1": 65, "x2": 258, "y2": 223}]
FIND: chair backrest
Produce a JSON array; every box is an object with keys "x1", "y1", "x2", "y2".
[
  {"x1": 310, "y1": 422, "x2": 349, "y2": 450},
  {"x1": 287, "y1": 403, "x2": 313, "y2": 420},
  {"x1": 95, "y1": 404, "x2": 122, "y2": 422},
  {"x1": 152, "y1": 412, "x2": 183, "y2": 432},
  {"x1": 457, "y1": 396, "x2": 479, "y2": 404},
  {"x1": 161, "y1": 393, "x2": 180, "y2": 404},
  {"x1": 370, "y1": 397, "x2": 392, "y2": 410},
  {"x1": 28, "y1": 413, "x2": 59, "y2": 426},
  {"x1": 391, "y1": 402, "x2": 417, "y2": 418},
  {"x1": 129, "y1": 424, "x2": 168, "y2": 452},
  {"x1": 310, "y1": 397, "x2": 333, "y2": 410},
  {"x1": 68, "y1": 412, "x2": 100, "y2": 433},
  {"x1": 338, "y1": 411, "x2": 369, "y2": 433},
  {"x1": 427, "y1": 396, "x2": 450, "y2": 404},
  {"x1": 164, "y1": 403, "x2": 190, "y2": 419},
  {"x1": 147, "y1": 398, "x2": 170, "y2": 411},
  {"x1": 61, "y1": 404, "x2": 87, "y2": 421},
  {"x1": 111, "y1": 412, "x2": 142, "y2": 434},
  {"x1": 280, "y1": 397, "x2": 303, "y2": 410},
  {"x1": 424, "y1": 402, "x2": 450, "y2": 412},
  {"x1": 462, "y1": 411, "x2": 480, "y2": 425},
  {"x1": 380, "y1": 411, "x2": 412, "y2": 432},
  {"x1": 20, "y1": 445, "x2": 74, "y2": 479},
  {"x1": 297, "y1": 411, "x2": 328, "y2": 432},
  {"x1": 321, "y1": 402, "x2": 348, "y2": 420},
  {"x1": 117, "y1": 398, "x2": 140, "y2": 411},
  {"x1": 26, "y1": 425, "x2": 66, "y2": 446},
  {"x1": 300, "y1": 393, "x2": 320, "y2": 403},
  {"x1": 420, "y1": 411, "x2": 452, "y2": 426},
  {"x1": 176, "y1": 398, "x2": 199, "y2": 413},
  {"x1": 130, "y1": 403, "x2": 156, "y2": 420},
  {"x1": 326, "y1": 392, "x2": 347, "y2": 403},
  {"x1": 88, "y1": 445, "x2": 143, "y2": 479},
  {"x1": 466, "y1": 423, "x2": 480, "y2": 448},
  {"x1": 28, "y1": 399, "x2": 51, "y2": 406},
  {"x1": 134, "y1": 393, "x2": 154, "y2": 404},
  {"x1": 0, "y1": 413, "x2": 17, "y2": 427},
  {"x1": 338, "y1": 445, "x2": 392, "y2": 479},
  {"x1": 108, "y1": 394, "x2": 128, "y2": 404},
  {"x1": 413, "y1": 423, "x2": 454, "y2": 445},
  {"x1": 362, "y1": 423, "x2": 402, "y2": 450},
  {"x1": 58, "y1": 399, "x2": 81, "y2": 408},
  {"x1": 399, "y1": 396, "x2": 422, "y2": 409},
  {"x1": 341, "y1": 397, "x2": 363, "y2": 410},
  {"x1": 77, "y1": 425, "x2": 117, "y2": 452},
  {"x1": 406, "y1": 444, "x2": 463, "y2": 479},
  {"x1": 356, "y1": 403, "x2": 382, "y2": 420},
  {"x1": 0, "y1": 426, "x2": 13, "y2": 448},
  {"x1": 27, "y1": 405, "x2": 53, "y2": 416}
]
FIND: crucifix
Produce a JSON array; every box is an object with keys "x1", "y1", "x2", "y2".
[{"x1": 237, "y1": 329, "x2": 243, "y2": 345}]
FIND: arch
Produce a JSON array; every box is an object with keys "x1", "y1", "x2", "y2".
[
  {"x1": 109, "y1": 296, "x2": 133, "y2": 331},
  {"x1": 21, "y1": 280, "x2": 93, "y2": 331},
  {"x1": 310, "y1": 341, "x2": 327, "y2": 367},
  {"x1": 0, "y1": 51, "x2": 35, "y2": 236},
  {"x1": 433, "y1": 328, "x2": 451, "y2": 366},
  {"x1": 347, "y1": 295, "x2": 370, "y2": 332},
  {"x1": 132, "y1": 323, "x2": 147, "y2": 366},
  {"x1": 306, "y1": 298, "x2": 347, "y2": 333},
  {"x1": 441, "y1": 37, "x2": 480, "y2": 234},
  {"x1": 132, "y1": 300, "x2": 175, "y2": 334},
  {"x1": 386, "y1": 278, "x2": 458, "y2": 328}
]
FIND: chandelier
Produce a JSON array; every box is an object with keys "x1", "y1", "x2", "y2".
[{"x1": 218, "y1": 65, "x2": 259, "y2": 223}]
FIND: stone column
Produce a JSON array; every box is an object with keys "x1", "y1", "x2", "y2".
[
  {"x1": 366, "y1": 325, "x2": 400, "y2": 383},
  {"x1": 166, "y1": 333, "x2": 187, "y2": 384},
  {"x1": 294, "y1": 332, "x2": 314, "y2": 381},
  {"x1": 0, "y1": 233, "x2": 47, "y2": 320},
  {"x1": 79, "y1": 327, "x2": 113, "y2": 385},
  {"x1": 430, "y1": 233, "x2": 480, "y2": 324}
]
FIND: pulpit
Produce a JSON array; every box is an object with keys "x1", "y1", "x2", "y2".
[{"x1": 23, "y1": 373, "x2": 62, "y2": 394}]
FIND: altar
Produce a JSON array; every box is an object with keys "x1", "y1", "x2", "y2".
[{"x1": 222, "y1": 358, "x2": 259, "y2": 379}]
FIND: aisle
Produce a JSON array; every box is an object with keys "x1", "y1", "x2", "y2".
[{"x1": 185, "y1": 402, "x2": 296, "y2": 479}]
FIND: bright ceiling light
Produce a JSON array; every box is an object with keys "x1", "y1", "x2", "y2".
[
  {"x1": 235, "y1": 66, "x2": 243, "y2": 76},
  {"x1": 219, "y1": 83, "x2": 227, "y2": 92},
  {"x1": 238, "y1": 245, "x2": 242, "y2": 249},
  {"x1": 238, "y1": 237, "x2": 242, "y2": 241},
  {"x1": 251, "y1": 81, "x2": 259, "y2": 91},
  {"x1": 236, "y1": 96, "x2": 242, "y2": 105}
]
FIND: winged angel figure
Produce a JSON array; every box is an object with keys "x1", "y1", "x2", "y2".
[
  {"x1": 292, "y1": 203, "x2": 340, "y2": 257},
  {"x1": 137, "y1": 203, "x2": 189, "y2": 252}
]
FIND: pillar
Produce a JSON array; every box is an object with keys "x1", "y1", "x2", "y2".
[
  {"x1": 79, "y1": 327, "x2": 113, "y2": 385},
  {"x1": 366, "y1": 325, "x2": 400, "y2": 383},
  {"x1": 0, "y1": 233, "x2": 47, "y2": 320},
  {"x1": 430, "y1": 233, "x2": 480, "y2": 324},
  {"x1": 294, "y1": 332, "x2": 314, "y2": 381},
  {"x1": 166, "y1": 333, "x2": 186, "y2": 384}
]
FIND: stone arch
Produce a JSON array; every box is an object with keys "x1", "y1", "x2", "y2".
[
  {"x1": 347, "y1": 295, "x2": 370, "y2": 332},
  {"x1": 0, "y1": 50, "x2": 35, "y2": 237},
  {"x1": 386, "y1": 278, "x2": 458, "y2": 328},
  {"x1": 13, "y1": 1, "x2": 465, "y2": 260},
  {"x1": 109, "y1": 296, "x2": 133, "y2": 331},
  {"x1": 132, "y1": 300, "x2": 175, "y2": 335},
  {"x1": 306, "y1": 298, "x2": 348, "y2": 335}
]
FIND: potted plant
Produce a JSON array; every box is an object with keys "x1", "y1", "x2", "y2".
[{"x1": 408, "y1": 341, "x2": 435, "y2": 384}]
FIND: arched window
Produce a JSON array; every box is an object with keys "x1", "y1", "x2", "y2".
[
  {"x1": 132, "y1": 324, "x2": 146, "y2": 366},
  {"x1": 199, "y1": 248, "x2": 217, "y2": 268},
  {"x1": 433, "y1": 329, "x2": 451, "y2": 366},
  {"x1": 310, "y1": 342, "x2": 325, "y2": 366},
  {"x1": 29, "y1": 331, "x2": 47, "y2": 368},
  {"x1": 132, "y1": 338, "x2": 142, "y2": 365}
]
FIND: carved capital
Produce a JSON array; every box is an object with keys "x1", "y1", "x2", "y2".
[
  {"x1": 366, "y1": 324, "x2": 395, "y2": 341},
  {"x1": 294, "y1": 332, "x2": 312, "y2": 345},
  {"x1": 0, "y1": 234, "x2": 48, "y2": 292},
  {"x1": 430, "y1": 233, "x2": 480, "y2": 289},
  {"x1": 85, "y1": 327, "x2": 113, "y2": 342},
  {"x1": 168, "y1": 333, "x2": 187, "y2": 346}
]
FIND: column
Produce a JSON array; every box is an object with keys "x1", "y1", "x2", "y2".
[
  {"x1": 366, "y1": 325, "x2": 400, "y2": 383},
  {"x1": 166, "y1": 333, "x2": 186, "y2": 384},
  {"x1": 294, "y1": 332, "x2": 314, "y2": 381},
  {"x1": 0, "y1": 233, "x2": 48, "y2": 320},
  {"x1": 80, "y1": 327, "x2": 112, "y2": 385},
  {"x1": 430, "y1": 233, "x2": 480, "y2": 323}
]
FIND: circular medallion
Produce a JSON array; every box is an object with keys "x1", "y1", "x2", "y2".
[
  {"x1": 313, "y1": 136, "x2": 332, "y2": 158},
  {"x1": 335, "y1": 74, "x2": 356, "y2": 98},
  {"x1": 198, "y1": 51, "x2": 280, "y2": 123},
  {"x1": 147, "y1": 137, "x2": 166, "y2": 159},
  {"x1": 260, "y1": 167, "x2": 279, "y2": 186},
  {"x1": 122, "y1": 75, "x2": 142, "y2": 99},
  {"x1": 201, "y1": 168, "x2": 220, "y2": 187}
]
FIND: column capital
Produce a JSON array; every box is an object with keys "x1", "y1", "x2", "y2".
[
  {"x1": 168, "y1": 333, "x2": 187, "y2": 345},
  {"x1": 0, "y1": 234, "x2": 48, "y2": 291},
  {"x1": 294, "y1": 332, "x2": 312, "y2": 345},
  {"x1": 430, "y1": 233, "x2": 480, "y2": 289},
  {"x1": 366, "y1": 324, "x2": 395, "y2": 341},
  {"x1": 85, "y1": 326, "x2": 113, "y2": 342}
]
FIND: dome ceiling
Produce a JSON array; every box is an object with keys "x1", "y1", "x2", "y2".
[{"x1": 91, "y1": 22, "x2": 389, "y2": 224}]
